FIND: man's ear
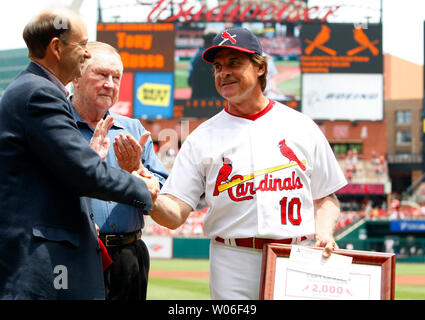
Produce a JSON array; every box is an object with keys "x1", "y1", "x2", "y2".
[
  {"x1": 48, "y1": 37, "x2": 62, "y2": 61},
  {"x1": 257, "y1": 63, "x2": 266, "y2": 77},
  {"x1": 72, "y1": 77, "x2": 79, "y2": 88}
]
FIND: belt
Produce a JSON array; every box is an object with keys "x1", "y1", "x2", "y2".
[
  {"x1": 100, "y1": 231, "x2": 141, "y2": 247},
  {"x1": 215, "y1": 236, "x2": 307, "y2": 250}
]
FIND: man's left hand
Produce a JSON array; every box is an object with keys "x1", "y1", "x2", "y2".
[
  {"x1": 113, "y1": 132, "x2": 150, "y2": 173},
  {"x1": 315, "y1": 234, "x2": 338, "y2": 258}
]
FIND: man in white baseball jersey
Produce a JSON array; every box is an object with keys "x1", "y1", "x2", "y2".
[{"x1": 148, "y1": 27, "x2": 347, "y2": 300}]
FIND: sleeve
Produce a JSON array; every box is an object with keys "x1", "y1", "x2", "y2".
[
  {"x1": 24, "y1": 85, "x2": 152, "y2": 211},
  {"x1": 160, "y1": 137, "x2": 205, "y2": 210},
  {"x1": 309, "y1": 123, "x2": 347, "y2": 200}
]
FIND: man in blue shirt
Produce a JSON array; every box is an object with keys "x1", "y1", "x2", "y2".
[{"x1": 70, "y1": 41, "x2": 168, "y2": 300}]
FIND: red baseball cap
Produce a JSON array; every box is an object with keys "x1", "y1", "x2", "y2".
[{"x1": 202, "y1": 27, "x2": 263, "y2": 63}]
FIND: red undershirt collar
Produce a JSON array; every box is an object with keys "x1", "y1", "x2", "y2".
[{"x1": 225, "y1": 99, "x2": 275, "y2": 121}]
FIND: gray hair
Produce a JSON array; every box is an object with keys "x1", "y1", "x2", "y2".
[{"x1": 81, "y1": 41, "x2": 123, "y2": 74}]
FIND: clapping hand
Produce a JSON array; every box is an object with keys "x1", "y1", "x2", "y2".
[
  {"x1": 114, "y1": 131, "x2": 160, "y2": 201},
  {"x1": 90, "y1": 116, "x2": 114, "y2": 161},
  {"x1": 113, "y1": 131, "x2": 151, "y2": 173}
]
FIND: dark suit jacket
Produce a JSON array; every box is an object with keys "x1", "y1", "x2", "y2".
[{"x1": 0, "y1": 62, "x2": 153, "y2": 299}]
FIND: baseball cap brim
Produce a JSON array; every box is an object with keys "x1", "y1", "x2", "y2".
[{"x1": 202, "y1": 45, "x2": 256, "y2": 63}]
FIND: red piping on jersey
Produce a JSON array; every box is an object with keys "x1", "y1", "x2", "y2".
[{"x1": 225, "y1": 99, "x2": 275, "y2": 121}]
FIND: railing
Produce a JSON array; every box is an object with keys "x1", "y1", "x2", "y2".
[
  {"x1": 337, "y1": 238, "x2": 425, "y2": 262},
  {"x1": 387, "y1": 153, "x2": 423, "y2": 164}
]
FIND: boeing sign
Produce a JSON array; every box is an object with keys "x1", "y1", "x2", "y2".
[{"x1": 390, "y1": 220, "x2": 425, "y2": 232}]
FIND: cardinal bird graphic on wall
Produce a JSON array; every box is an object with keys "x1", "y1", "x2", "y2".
[
  {"x1": 213, "y1": 157, "x2": 233, "y2": 196},
  {"x1": 278, "y1": 139, "x2": 306, "y2": 171}
]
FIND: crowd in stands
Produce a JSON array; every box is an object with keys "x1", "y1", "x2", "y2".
[
  {"x1": 338, "y1": 150, "x2": 388, "y2": 184},
  {"x1": 336, "y1": 211, "x2": 360, "y2": 230},
  {"x1": 338, "y1": 197, "x2": 425, "y2": 228},
  {"x1": 144, "y1": 206, "x2": 207, "y2": 237}
]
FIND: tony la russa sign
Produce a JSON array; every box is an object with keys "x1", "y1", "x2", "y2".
[{"x1": 97, "y1": 23, "x2": 175, "y2": 73}]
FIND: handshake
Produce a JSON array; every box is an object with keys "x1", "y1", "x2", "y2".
[
  {"x1": 90, "y1": 116, "x2": 161, "y2": 202},
  {"x1": 132, "y1": 166, "x2": 160, "y2": 202}
]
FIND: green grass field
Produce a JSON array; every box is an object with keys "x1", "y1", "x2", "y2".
[
  {"x1": 395, "y1": 263, "x2": 425, "y2": 300},
  {"x1": 147, "y1": 259, "x2": 210, "y2": 300},
  {"x1": 147, "y1": 259, "x2": 425, "y2": 300},
  {"x1": 148, "y1": 277, "x2": 210, "y2": 300},
  {"x1": 174, "y1": 62, "x2": 190, "y2": 89},
  {"x1": 150, "y1": 258, "x2": 210, "y2": 272}
]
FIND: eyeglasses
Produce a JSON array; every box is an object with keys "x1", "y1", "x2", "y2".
[{"x1": 59, "y1": 37, "x2": 88, "y2": 51}]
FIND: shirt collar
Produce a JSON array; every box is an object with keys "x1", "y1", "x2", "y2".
[
  {"x1": 68, "y1": 95, "x2": 124, "y2": 130},
  {"x1": 32, "y1": 61, "x2": 70, "y2": 98},
  {"x1": 224, "y1": 99, "x2": 275, "y2": 121}
]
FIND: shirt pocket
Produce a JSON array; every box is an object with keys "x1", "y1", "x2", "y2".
[{"x1": 32, "y1": 225, "x2": 80, "y2": 248}]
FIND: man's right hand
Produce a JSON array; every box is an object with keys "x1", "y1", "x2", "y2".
[
  {"x1": 132, "y1": 170, "x2": 160, "y2": 202},
  {"x1": 90, "y1": 116, "x2": 114, "y2": 161}
]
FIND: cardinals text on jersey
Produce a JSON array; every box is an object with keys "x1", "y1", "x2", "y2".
[{"x1": 160, "y1": 100, "x2": 347, "y2": 238}]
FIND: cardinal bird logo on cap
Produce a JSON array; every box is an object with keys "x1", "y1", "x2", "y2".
[
  {"x1": 218, "y1": 30, "x2": 237, "y2": 45},
  {"x1": 213, "y1": 157, "x2": 233, "y2": 196},
  {"x1": 278, "y1": 139, "x2": 306, "y2": 171}
]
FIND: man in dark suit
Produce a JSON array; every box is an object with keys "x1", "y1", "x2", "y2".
[{"x1": 0, "y1": 7, "x2": 159, "y2": 299}]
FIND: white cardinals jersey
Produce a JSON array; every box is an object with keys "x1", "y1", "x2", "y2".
[{"x1": 160, "y1": 100, "x2": 347, "y2": 239}]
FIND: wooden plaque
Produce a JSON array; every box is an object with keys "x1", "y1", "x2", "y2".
[{"x1": 260, "y1": 244, "x2": 395, "y2": 300}]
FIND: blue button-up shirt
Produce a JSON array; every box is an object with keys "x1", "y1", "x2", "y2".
[{"x1": 70, "y1": 101, "x2": 168, "y2": 234}]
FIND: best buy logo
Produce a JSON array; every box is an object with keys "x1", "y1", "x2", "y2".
[{"x1": 137, "y1": 83, "x2": 171, "y2": 107}]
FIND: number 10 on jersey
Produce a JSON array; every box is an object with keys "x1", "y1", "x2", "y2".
[{"x1": 280, "y1": 197, "x2": 302, "y2": 225}]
